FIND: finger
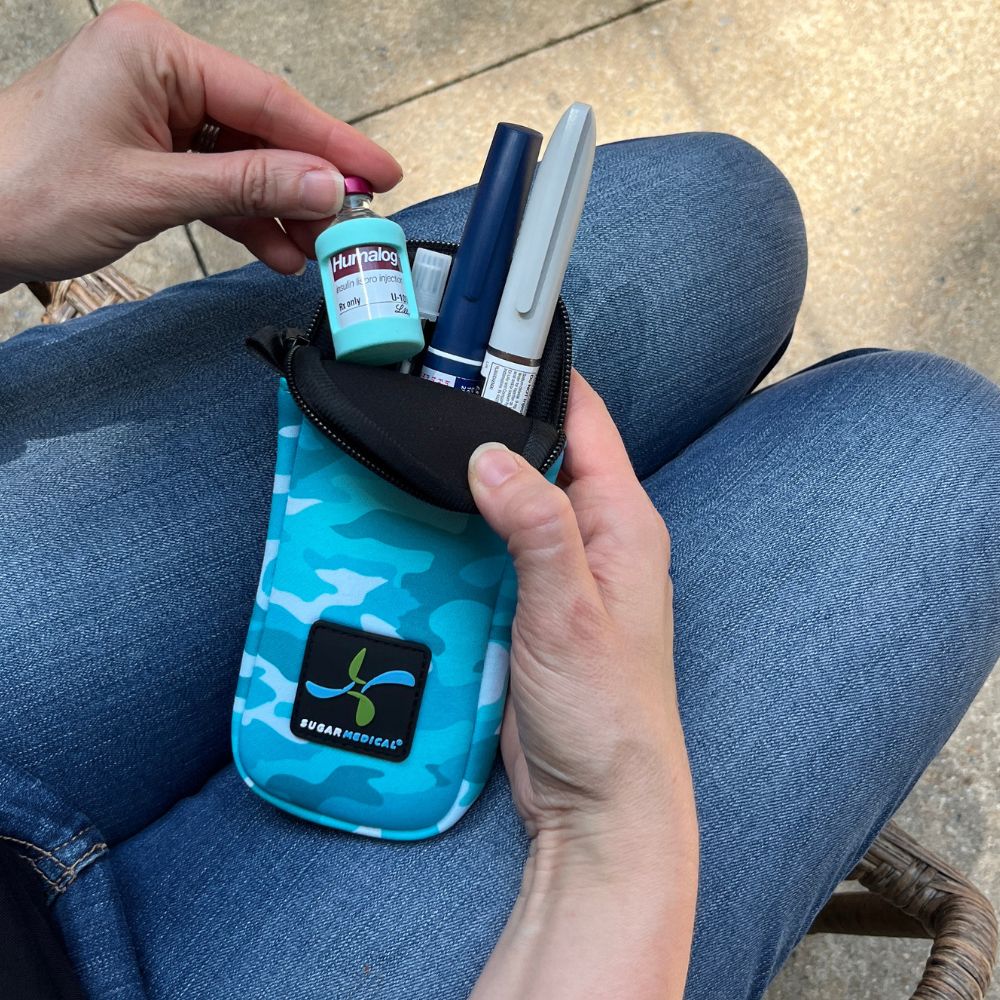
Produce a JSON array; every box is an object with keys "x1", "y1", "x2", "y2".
[
  {"x1": 562, "y1": 370, "x2": 660, "y2": 540},
  {"x1": 171, "y1": 122, "x2": 264, "y2": 156},
  {"x1": 560, "y1": 372, "x2": 671, "y2": 596},
  {"x1": 187, "y1": 36, "x2": 402, "y2": 191},
  {"x1": 468, "y1": 443, "x2": 602, "y2": 622},
  {"x1": 562, "y1": 369, "x2": 636, "y2": 485},
  {"x1": 136, "y1": 147, "x2": 345, "y2": 225},
  {"x1": 281, "y1": 217, "x2": 335, "y2": 259},
  {"x1": 208, "y1": 217, "x2": 306, "y2": 275}
]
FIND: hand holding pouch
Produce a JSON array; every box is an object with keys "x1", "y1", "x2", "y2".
[{"x1": 232, "y1": 241, "x2": 572, "y2": 841}]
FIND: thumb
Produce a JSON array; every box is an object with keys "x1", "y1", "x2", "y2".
[
  {"x1": 136, "y1": 147, "x2": 345, "y2": 226},
  {"x1": 469, "y1": 443, "x2": 601, "y2": 619}
]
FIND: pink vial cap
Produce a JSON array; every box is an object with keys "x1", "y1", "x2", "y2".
[{"x1": 343, "y1": 176, "x2": 374, "y2": 196}]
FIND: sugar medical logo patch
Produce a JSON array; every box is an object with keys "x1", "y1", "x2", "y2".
[{"x1": 291, "y1": 621, "x2": 430, "y2": 763}]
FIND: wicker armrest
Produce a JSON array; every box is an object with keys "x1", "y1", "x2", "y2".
[
  {"x1": 27, "y1": 266, "x2": 151, "y2": 324},
  {"x1": 810, "y1": 821, "x2": 998, "y2": 999}
]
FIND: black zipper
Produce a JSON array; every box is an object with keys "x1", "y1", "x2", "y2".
[
  {"x1": 279, "y1": 237, "x2": 573, "y2": 498},
  {"x1": 539, "y1": 292, "x2": 572, "y2": 475}
]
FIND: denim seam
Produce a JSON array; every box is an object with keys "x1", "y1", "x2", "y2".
[
  {"x1": 25, "y1": 841, "x2": 109, "y2": 895},
  {"x1": 57, "y1": 841, "x2": 108, "y2": 892},
  {"x1": 49, "y1": 825, "x2": 94, "y2": 854},
  {"x1": 17, "y1": 853, "x2": 66, "y2": 891},
  {"x1": 0, "y1": 832, "x2": 72, "y2": 871},
  {"x1": 0, "y1": 829, "x2": 108, "y2": 895}
]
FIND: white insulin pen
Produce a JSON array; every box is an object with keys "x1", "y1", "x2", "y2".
[{"x1": 478, "y1": 102, "x2": 596, "y2": 413}]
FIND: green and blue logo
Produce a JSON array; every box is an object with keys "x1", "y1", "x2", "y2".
[{"x1": 305, "y1": 647, "x2": 416, "y2": 727}]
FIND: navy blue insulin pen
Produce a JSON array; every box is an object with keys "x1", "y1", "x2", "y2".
[{"x1": 418, "y1": 123, "x2": 542, "y2": 392}]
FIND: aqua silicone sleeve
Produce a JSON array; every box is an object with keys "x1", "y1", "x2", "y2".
[{"x1": 232, "y1": 381, "x2": 518, "y2": 840}]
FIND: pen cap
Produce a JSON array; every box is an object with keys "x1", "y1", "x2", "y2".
[
  {"x1": 411, "y1": 248, "x2": 452, "y2": 322},
  {"x1": 487, "y1": 103, "x2": 596, "y2": 362},
  {"x1": 429, "y1": 123, "x2": 542, "y2": 360}
]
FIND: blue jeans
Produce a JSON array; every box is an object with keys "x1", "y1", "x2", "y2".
[{"x1": 1, "y1": 133, "x2": 998, "y2": 1000}]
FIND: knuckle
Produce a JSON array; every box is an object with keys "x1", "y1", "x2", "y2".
[
  {"x1": 250, "y1": 72, "x2": 294, "y2": 134},
  {"x1": 236, "y1": 153, "x2": 273, "y2": 214},
  {"x1": 647, "y1": 506, "x2": 672, "y2": 557},
  {"x1": 517, "y1": 485, "x2": 574, "y2": 543},
  {"x1": 505, "y1": 481, "x2": 575, "y2": 555},
  {"x1": 639, "y1": 518, "x2": 671, "y2": 573},
  {"x1": 622, "y1": 493, "x2": 671, "y2": 555},
  {"x1": 267, "y1": 72, "x2": 296, "y2": 100},
  {"x1": 95, "y1": 1, "x2": 156, "y2": 35}
]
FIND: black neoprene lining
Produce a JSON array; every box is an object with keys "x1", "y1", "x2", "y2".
[
  {"x1": 288, "y1": 351, "x2": 562, "y2": 511},
  {"x1": 248, "y1": 240, "x2": 573, "y2": 513}
]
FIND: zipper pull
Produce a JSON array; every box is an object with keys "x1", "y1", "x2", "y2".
[{"x1": 245, "y1": 326, "x2": 309, "y2": 375}]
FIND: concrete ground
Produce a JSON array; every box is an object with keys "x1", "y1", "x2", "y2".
[{"x1": 2, "y1": 2, "x2": 997, "y2": 996}]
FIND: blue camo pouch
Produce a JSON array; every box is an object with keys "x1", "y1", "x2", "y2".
[{"x1": 232, "y1": 241, "x2": 572, "y2": 841}]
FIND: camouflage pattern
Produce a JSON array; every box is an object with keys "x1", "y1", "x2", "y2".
[{"x1": 232, "y1": 380, "x2": 520, "y2": 840}]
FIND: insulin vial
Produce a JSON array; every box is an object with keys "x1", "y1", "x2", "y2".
[{"x1": 314, "y1": 176, "x2": 424, "y2": 366}]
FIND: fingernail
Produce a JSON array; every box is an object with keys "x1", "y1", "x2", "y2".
[
  {"x1": 301, "y1": 169, "x2": 344, "y2": 214},
  {"x1": 293, "y1": 261, "x2": 307, "y2": 276},
  {"x1": 471, "y1": 442, "x2": 517, "y2": 488}
]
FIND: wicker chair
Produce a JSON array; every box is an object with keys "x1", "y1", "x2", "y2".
[
  {"x1": 24, "y1": 271, "x2": 1000, "y2": 1000},
  {"x1": 26, "y1": 267, "x2": 151, "y2": 324},
  {"x1": 811, "y1": 822, "x2": 997, "y2": 998}
]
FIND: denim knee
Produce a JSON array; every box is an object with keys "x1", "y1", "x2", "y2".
[
  {"x1": 604, "y1": 130, "x2": 808, "y2": 312},
  {"x1": 682, "y1": 132, "x2": 809, "y2": 384},
  {"x1": 653, "y1": 346, "x2": 998, "y2": 1000},
  {"x1": 764, "y1": 346, "x2": 1000, "y2": 680},
  {"x1": 566, "y1": 132, "x2": 810, "y2": 473},
  {"x1": 816, "y1": 347, "x2": 1000, "y2": 440}
]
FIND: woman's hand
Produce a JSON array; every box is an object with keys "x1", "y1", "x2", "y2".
[
  {"x1": 0, "y1": 1, "x2": 401, "y2": 291},
  {"x1": 468, "y1": 371, "x2": 698, "y2": 1000}
]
